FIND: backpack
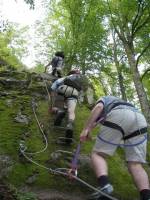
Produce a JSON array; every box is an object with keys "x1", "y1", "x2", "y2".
[
  {"x1": 57, "y1": 85, "x2": 79, "y2": 98},
  {"x1": 63, "y1": 74, "x2": 83, "y2": 91},
  {"x1": 51, "y1": 56, "x2": 61, "y2": 68}
]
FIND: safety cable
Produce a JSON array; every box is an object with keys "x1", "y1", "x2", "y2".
[
  {"x1": 19, "y1": 77, "x2": 119, "y2": 200},
  {"x1": 19, "y1": 144, "x2": 118, "y2": 200},
  {"x1": 24, "y1": 100, "x2": 48, "y2": 155},
  {"x1": 42, "y1": 77, "x2": 52, "y2": 107},
  {"x1": 19, "y1": 102, "x2": 119, "y2": 200}
]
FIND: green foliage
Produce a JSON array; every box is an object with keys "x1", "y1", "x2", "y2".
[
  {"x1": 142, "y1": 68, "x2": 150, "y2": 100},
  {"x1": 0, "y1": 74, "x2": 149, "y2": 199},
  {"x1": 1, "y1": 0, "x2": 150, "y2": 197},
  {"x1": 0, "y1": 22, "x2": 28, "y2": 69},
  {"x1": 33, "y1": 0, "x2": 150, "y2": 108},
  {"x1": 34, "y1": 0, "x2": 107, "y2": 73},
  {"x1": 32, "y1": 63, "x2": 44, "y2": 73},
  {"x1": 90, "y1": 77, "x2": 105, "y2": 98}
]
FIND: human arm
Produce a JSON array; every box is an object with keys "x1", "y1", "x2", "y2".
[
  {"x1": 80, "y1": 102, "x2": 104, "y2": 142},
  {"x1": 44, "y1": 62, "x2": 51, "y2": 73},
  {"x1": 50, "y1": 78, "x2": 65, "y2": 109}
]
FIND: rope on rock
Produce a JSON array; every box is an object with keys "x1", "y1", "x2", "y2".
[
  {"x1": 19, "y1": 143, "x2": 118, "y2": 200},
  {"x1": 22, "y1": 99, "x2": 49, "y2": 155},
  {"x1": 18, "y1": 78, "x2": 119, "y2": 200}
]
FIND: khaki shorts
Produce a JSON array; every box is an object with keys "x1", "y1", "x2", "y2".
[{"x1": 93, "y1": 109, "x2": 147, "y2": 163}]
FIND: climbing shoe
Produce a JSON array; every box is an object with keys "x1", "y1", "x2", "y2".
[
  {"x1": 88, "y1": 184, "x2": 113, "y2": 200},
  {"x1": 54, "y1": 110, "x2": 66, "y2": 126}
]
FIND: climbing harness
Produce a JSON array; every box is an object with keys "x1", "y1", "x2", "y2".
[
  {"x1": 19, "y1": 100, "x2": 119, "y2": 200},
  {"x1": 98, "y1": 134, "x2": 147, "y2": 147},
  {"x1": 96, "y1": 104, "x2": 148, "y2": 147}
]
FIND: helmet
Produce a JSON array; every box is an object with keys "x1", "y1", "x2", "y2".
[{"x1": 67, "y1": 69, "x2": 80, "y2": 75}]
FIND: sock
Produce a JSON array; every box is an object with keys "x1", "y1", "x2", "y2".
[
  {"x1": 97, "y1": 175, "x2": 109, "y2": 188},
  {"x1": 140, "y1": 189, "x2": 150, "y2": 200}
]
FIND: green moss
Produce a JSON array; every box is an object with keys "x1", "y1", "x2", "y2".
[
  {"x1": 1, "y1": 77, "x2": 150, "y2": 200},
  {"x1": 8, "y1": 163, "x2": 35, "y2": 187}
]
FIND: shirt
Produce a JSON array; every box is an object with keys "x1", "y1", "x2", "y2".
[{"x1": 96, "y1": 96, "x2": 139, "y2": 122}]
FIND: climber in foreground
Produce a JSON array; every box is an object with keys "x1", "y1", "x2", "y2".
[
  {"x1": 51, "y1": 69, "x2": 86, "y2": 145},
  {"x1": 80, "y1": 96, "x2": 150, "y2": 200}
]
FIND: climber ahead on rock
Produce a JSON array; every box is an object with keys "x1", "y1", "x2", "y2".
[
  {"x1": 44, "y1": 51, "x2": 65, "y2": 78},
  {"x1": 50, "y1": 69, "x2": 87, "y2": 145}
]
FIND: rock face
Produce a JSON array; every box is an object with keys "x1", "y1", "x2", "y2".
[
  {"x1": 0, "y1": 69, "x2": 52, "y2": 96},
  {"x1": 0, "y1": 69, "x2": 94, "y2": 200}
]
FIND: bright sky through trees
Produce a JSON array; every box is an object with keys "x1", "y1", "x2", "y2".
[
  {"x1": 1, "y1": 0, "x2": 37, "y2": 25},
  {"x1": 0, "y1": 0, "x2": 46, "y2": 67}
]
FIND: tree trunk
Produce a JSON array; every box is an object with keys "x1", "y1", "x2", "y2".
[
  {"x1": 113, "y1": 43, "x2": 127, "y2": 100},
  {"x1": 99, "y1": 73, "x2": 109, "y2": 95},
  {"x1": 118, "y1": 70, "x2": 127, "y2": 101},
  {"x1": 124, "y1": 43, "x2": 150, "y2": 126}
]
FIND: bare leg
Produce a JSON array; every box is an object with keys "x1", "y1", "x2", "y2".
[
  {"x1": 67, "y1": 99, "x2": 77, "y2": 121},
  {"x1": 65, "y1": 99, "x2": 77, "y2": 144},
  {"x1": 127, "y1": 162, "x2": 150, "y2": 191},
  {"x1": 91, "y1": 152, "x2": 108, "y2": 177}
]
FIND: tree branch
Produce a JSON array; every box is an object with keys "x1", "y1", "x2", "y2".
[
  {"x1": 141, "y1": 68, "x2": 150, "y2": 81},
  {"x1": 106, "y1": 0, "x2": 127, "y2": 43},
  {"x1": 136, "y1": 41, "x2": 150, "y2": 68},
  {"x1": 131, "y1": 1, "x2": 144, "y2": 35},
  {"x1": 133, "y1": 15, "x2": 150, "y2": 37}
]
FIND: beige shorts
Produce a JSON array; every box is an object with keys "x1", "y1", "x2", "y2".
[{"x1": 93, "y1": 109, "x2": 147, "y2": 163}]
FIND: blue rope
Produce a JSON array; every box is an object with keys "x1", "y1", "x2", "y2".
[{"x1": 98, "y1": 134, "x2": 147, "y2": 147}]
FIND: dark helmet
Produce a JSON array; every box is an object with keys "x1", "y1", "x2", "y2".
[
  {"x1": 55, "y1": 51, "x2": 65, "y2": 59},
  {"x1": 67, "y1": 69, "x2": 81, "y2": 76}
]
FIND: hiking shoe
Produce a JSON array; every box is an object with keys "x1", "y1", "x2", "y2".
[
  {"x1": 65, "y1": 121, "x2": 74, "y2": 145},
  {"x1": 88, "y1": 184, "x2": 113, "y2": 200},
  {"x1": 54, "y1": 110, "x2": 66, "y2": 126}
]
